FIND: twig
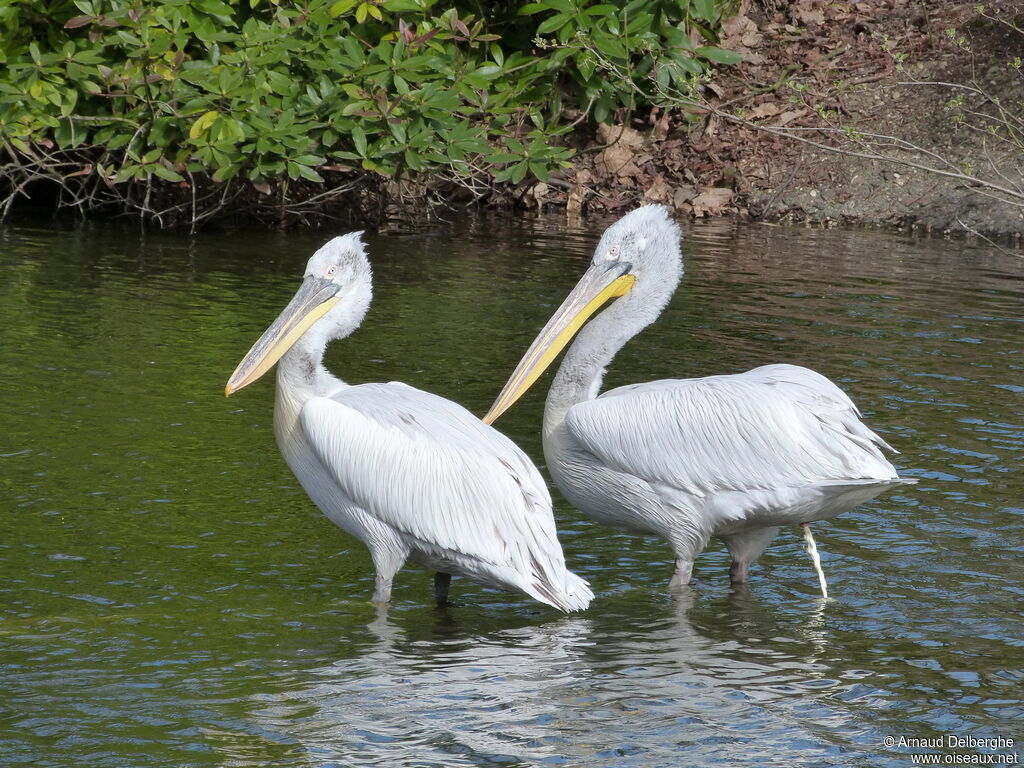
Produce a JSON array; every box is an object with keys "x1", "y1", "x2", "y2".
[
  {"x1": 760, "y1": 152, "x2": 804, "y2": 216},
  {"x1": 700, "y1": 102, "x2": 1024, "y2": 205},
  {"x1": 955, "y1": 217, "x2": 1021, "y2": 257}
]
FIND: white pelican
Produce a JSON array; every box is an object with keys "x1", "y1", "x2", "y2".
[
  {"x1": 225, "y1": 233, "x2": 592, "y2": 612},
  {"x1": 484, "y1": 205, "x2": 914, "y2": 591}
]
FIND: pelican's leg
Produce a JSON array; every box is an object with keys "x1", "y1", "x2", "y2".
[
  {"x1": 801, "y1": 523, "x2": 829, "y2": 598},
  {"x1": 722, "y1": 526, "x2": 781, "y2": 585},
  {"x1": 434, "y1": 572, "x2": 452, "y2": 606},
  {"x1": 669, "y1": 558, "x2": 694, "y2": 588},
  {"x1": 729, "y1": 560, "x2": 750, "y2": 583},
  {"x1": 372, "y1": 574, "x2": 393, "y2": 604},
  {"x1": 369, "y1": 543, "x2": 408, "y2": 604},
  {"x1": 668, "y1": 528, "x2": 711, "y2": 589}
]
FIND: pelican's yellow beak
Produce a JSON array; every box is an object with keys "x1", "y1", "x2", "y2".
[
  {"x1": 225, "y1": 275, "x2": 340, "y2": 396},
  {"x1": 483, "y1": 262, "x2": 635, "y2": 424}
]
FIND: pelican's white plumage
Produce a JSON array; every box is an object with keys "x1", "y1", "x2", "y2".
[
  {"x1": 566, "y1": 365, "x2": 900, "y2": 500},
  {"x1": 226, "y1": 234, "x2": 592, "y2": 611},
  {"x1": 485, "y1": 205, "x2": 914, "y2": 589}
]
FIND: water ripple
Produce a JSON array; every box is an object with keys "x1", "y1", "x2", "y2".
[{"x1": 1, "y1": 217, "x2": 1022, "y2": 767}]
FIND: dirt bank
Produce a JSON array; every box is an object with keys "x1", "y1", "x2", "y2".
[{"x1": 531, "y1": 0, "x2": 1024, "y2": 239}]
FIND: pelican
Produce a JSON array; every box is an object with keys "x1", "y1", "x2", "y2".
[
  {"x1": 484, "y1": 205, "x2": 914, "y2": 591},
  {"x1": 225, "y1": 233, "x2": 592, "y2": 612}
]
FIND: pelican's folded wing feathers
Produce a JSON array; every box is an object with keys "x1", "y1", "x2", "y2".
[
  {"x1": 298, "y1": 382, "x2": 591, "y2": 609},
  {"x1": 565, "y1": 363, "x2": 903, "y2": 497}
]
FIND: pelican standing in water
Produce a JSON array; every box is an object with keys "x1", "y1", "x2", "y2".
[
  {"x1": 225, "y1": 233, "x2": 592, "y2": 612},
  {"x1": 484, "y1": 205, "x2": 914, "y2": 593}
]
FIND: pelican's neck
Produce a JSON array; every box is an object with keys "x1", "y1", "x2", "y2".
[
  {"x1": 543, "y1": 295, "x2": 644, "y2": 436},
  {"x1": 278, "y1": 333, "x2": 344, "y2": 395},
  {"x1": 273, "y1": 326, "x2": 347, "y2": 454},
  {"x1": 543, "y1": 211, "x2": 683, "y2": 439}
]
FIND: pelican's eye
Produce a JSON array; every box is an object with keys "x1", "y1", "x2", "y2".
[
  {"x1": 325, "y1": 265, "x2": 338, "y2": 279},
  {"x1": 607, "y1": 244, "x2": 621, "y2": 260}
]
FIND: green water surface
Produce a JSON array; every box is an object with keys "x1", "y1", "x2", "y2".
[{"x1": 1, "y1": 216, "x2": 1021, "y2": 767}]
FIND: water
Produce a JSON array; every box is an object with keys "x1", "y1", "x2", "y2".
[{"x1": 1, "y1": 216, "x2": 1021, "y2": 767}]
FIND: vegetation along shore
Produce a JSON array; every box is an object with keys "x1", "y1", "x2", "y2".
[{"x1": 3, "y1": 0, "x2": 1022, "y2": 238}]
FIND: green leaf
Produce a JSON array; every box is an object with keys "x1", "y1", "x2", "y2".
[
  {"x1": 151, "y1": 164, "x2": 186, "y2": 182},
  {"x1": 329, "y1": 0, "x2": 359, "y2": 17},
  {"x1": 266, "y1": 70, "x2": 294, "y2": 95},
  {"x1": 671, "y1": 52, "x2": 704, "y2": 73},
  {"x1": 189, "y1": 110, "x2": 219, "y2": 139},
  {"x1": 474, "y1": 64, "x2": 502, "y2": 79},
  {"x1": 403, "y1": 148, "x2": 422, "y2": 170},
  {"x1": 383, "y1": 0, "x2": 423, "y2": 10},
  {"x1": 115, "y1": 29, "x2": 143, "y2": 46},
  {"x1": 195, "y1": 0, "x2": 234, "y2": 19},
  {"x1": 656, "y1": 63, "x2": 671, "y2": 90},
  {"x1": 536, "y1": 12, "x2": 571, "y2": 35},
  {"x1": 591, "y1": 33, "x2": 626, "y2": 58},
  {"x1": 509, "y1": 161, "x2": 528, "y2": 184},
  {"x1": 530, "y1": 0, "x2": 572, "y2": 10},
  {"x1": 351, "y1": 125, "x2": 367, "y2": 155},
  {"x1": 662, "y1": 26, "x2": 692, "y2": 49},
  {"x1": 343, "y1": 35, "x2": 364, "y2": 62},
  {"x1": 576, "y1": 53, "x2": 595, "y2": 81},
  {"x1": 54, "y1": 119, "x2": 75, "y2": 148},
  {"x1": 696, "y1": 46, "x2": 742, "y2": 65},
  {"x1": 114, "y1": 163, "x2": 141, "y2": 183},
  {"x1": 691, "y1": 0, "x2": 717, "y2": 21},
  {"x1": 342, "y1": 100, "x2": 372, "y2": 116},
  {"x1": 296, "y1": 164, "x2": 324, "y2": 182},
  {"x1": 213, "y1": 163, "x2": 240, "y2": 182},
  {"x1": 60, "y1": 89, "x2": 79, "y2": 117},
  {"x1": 107, "y1": 133, "x2": 134, "y2": 150},
  {"x1": 625, "y1": 12, "x2": 654, "y2": 34}
]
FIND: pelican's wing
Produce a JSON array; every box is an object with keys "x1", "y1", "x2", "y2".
[
  {"x1": 299, "y1": 382, "x2": 589, "y2": 608},
  {"x1": 566, "y1": 363, "x2": 902, "y2": 496}
]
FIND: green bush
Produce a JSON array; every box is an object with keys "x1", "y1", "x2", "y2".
[{"x1": 0, "y1": 0, "x2": 738, "y2": 224}]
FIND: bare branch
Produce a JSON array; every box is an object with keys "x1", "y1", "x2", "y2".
[{"x1": 700, "y1": 102, "x2": 1024, "y2": 204}]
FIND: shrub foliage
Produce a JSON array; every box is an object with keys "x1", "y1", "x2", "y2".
[{"x1": 0, "y1": 0, "x2": 738, "y2": 225}]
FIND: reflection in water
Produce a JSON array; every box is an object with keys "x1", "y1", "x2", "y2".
[
  {"x1": 248, "y1": 594, "x2": 898, "y2": 767},
  {"x1": 1, "y1": 217, "x2": 1022, "y2": 768}
]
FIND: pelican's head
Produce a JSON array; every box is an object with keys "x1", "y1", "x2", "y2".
[
  {"x1": 484, "y1": 205, "x2": 682, "y2": 423},
  {"x1": 225, "y1": 233, "x2": 372, "y2": 396},
  {"x1": 592, "y1": 204, "x2": 682, "y2": 270}
]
